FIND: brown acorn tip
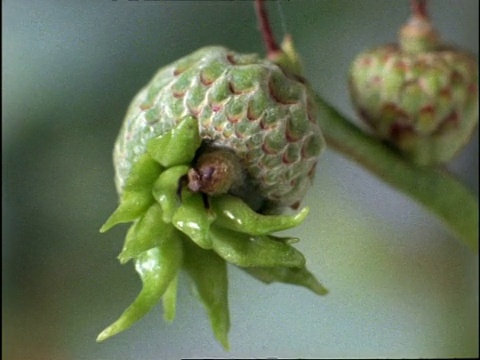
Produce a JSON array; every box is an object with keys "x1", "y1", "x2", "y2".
[
  {"x1": 399, "y1": 14, "x2": 440, "y2": 54},
  {"x1": 187, "y1": 149, "x2": 244, "y2": 196}
]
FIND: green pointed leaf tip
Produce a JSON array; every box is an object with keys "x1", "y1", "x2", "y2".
[
  {"x1": 152, "y1": 165, "x2": 190, "y2": 223},
  {"x1": 183, "y1": 239, "x2": 230, "y2": 350},
  {"x1": 243, "y1": 266, "x2": 328, "y2": 296},
  {"x1": 97, "y1": 236, "x2": 183, "y2": 342},
  {"x1": 210, "y1": 226, "x2": 306, "y2": 268},
  {"x1": 118, "y1": 203, "x2": 179, "y2": 264},
  {"x1": 269, "y1": 35, "x2": 304, "y2": 77},
  {"x1": 162, "y1": 275, "x2": 178, "y2": 323},
  {"x1": 172, "y1": 193, "x2": 216, "y2": 250},
  {"x1": 100, "y1": 154, "x2": 162, "y2": 232},
  {"x1": 147, "y1": 115, "x2": 202, "y2": 167},
  {"x1": 212, "y1": 194, "x2": 309, "y2": 235}
]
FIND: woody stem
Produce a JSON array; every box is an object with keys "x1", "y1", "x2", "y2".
[{"x1": 254, "y1": 0, "x2": 280, "y2": 55}]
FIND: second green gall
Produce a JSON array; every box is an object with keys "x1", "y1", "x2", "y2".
[{"x1": 349, "y1": 9, "x2": 478, "y2": 166}]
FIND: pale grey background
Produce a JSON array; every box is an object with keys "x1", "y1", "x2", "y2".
[{"x1": 3, "y1": 1, "x2": 478, "y2": 359}]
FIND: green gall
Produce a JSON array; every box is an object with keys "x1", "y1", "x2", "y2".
[
  {"x1": 349, "y1": 13, "x2": 479, "y2": 166},
  {"x1": 99, "y1": 46, "x2": 328, "y2": 349}
]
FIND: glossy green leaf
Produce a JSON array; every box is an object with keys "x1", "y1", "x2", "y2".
[
  {"x1": 152, "y1": 165, "x2": 189, "y2": 223},
  {"x1": 242, "y1": 266, "x2": 328, "y2": 296},
  {"x1": 211, "y1": 194, "x2": 309, "y2": 235},
  {"x1": 182, "y1": 239, "x2": 230, "y2": 350},
  {"x1": 100, "y1": 153, "x2": 163, "y2": 232},
  {"x1": 210, "y1": 226, "x2": 305, "y2": 268},
  {"x1": 172, "y1": 193, "x2": 216, "y2": 249},
  {"x1": 147, "y1": 115, "x2": 202, "y2": 167},
  {"x1": 118, "y1": 203, "x2": 179, "y2": 264},
  {"x1": 96, "y1": 234, "x2": 183, "y2": 342}
]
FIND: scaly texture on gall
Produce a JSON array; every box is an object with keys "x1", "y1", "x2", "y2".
[
  {"x1": 114, "y1": 46, "x2": 324, "y2": 212},
  {"x1": 99, "y1": 44, "x2": 327, "y2": 349},
  {"x1": 349, "y1": 14, "x2": 478, "y2": 166}
]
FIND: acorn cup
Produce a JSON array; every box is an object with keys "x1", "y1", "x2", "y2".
[
  {"x1": 98, "y1": 39, "x2": 327, "y2": 349},
  {"x1": 349, "y1": 3, "x2": 478, "y2": 166}
]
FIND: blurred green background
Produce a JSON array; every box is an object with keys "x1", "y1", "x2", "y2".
[{"x1": 3, "y1": 1, "x2": 478, "y2": 359}]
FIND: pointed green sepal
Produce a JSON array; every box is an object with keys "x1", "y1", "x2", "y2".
[
  {"x1": 210, "y1": 226, "x2": 305, "y2": 268},
  {"x1": 146, "y1": 115, "x2": 202, "y2": 167},
  {"x1": 269, "y1": 35, "x2": 304, "y2": 77},
  {"x1": 162, "y1": 274, "x2": 178, "y2": 323},
  {"x1": 100, "y1": 154, "x2": 163, "y2": 232},
  {"x1": 182, "y1": 239, "x2": 230, "y2": 350},
  {"x1": 211, "y1": 194, "x2": 309, "y2": 235},
  {"x1": 118, "y1": 203, "x2": 179, "y2": 264},
  {"x1": 242, "y1": 266, "x2": 328, "y2": 296},
  {"x1": 96, "y1": 235, "x2": 183, "y2": 342},
  {"x1": 152, "y1": 165, "x2": 189, "y2": 223},
  {"x1": 172, "y1": 193, "x2": 216, "y2": 249}
]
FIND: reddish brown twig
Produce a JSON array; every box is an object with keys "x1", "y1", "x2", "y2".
[
  {"x1": 411, "y1": 0, "x2": 429, "y2": 19},
  {"x1": 254, "y1": 0, "x2": 280, "y2": 55}
]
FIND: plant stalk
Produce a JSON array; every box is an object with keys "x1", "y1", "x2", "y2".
[
  {"x1": 315, "y1": 95, "x2": 478, "y2": 252},
  {"x1": 411, "y1": 0, "x2": 429, "y2": 19},
  {"x1": 255, "y1": 0, "x2": 280, "y2": 55}
]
